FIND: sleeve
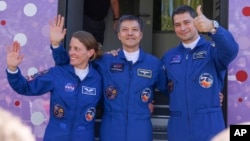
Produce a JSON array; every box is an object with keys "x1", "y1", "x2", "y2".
[
  {"x1": 51, "y1": 43, "x2": 70, "y2": 66},
  {"x1": 6, "y1": 68, "x2": 54, "y2": 96},
  {"x1": 155, "y1": 62, "x2": 168, "y2": 96},
  {"x1": 209, "y1": 26, "x2": 239, "y2": 69}
]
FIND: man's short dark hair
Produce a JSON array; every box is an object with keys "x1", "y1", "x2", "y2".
[
  {"x1": 116, "y1": 15, "x2": 144, "y2": 32},
  {"x1": 171, "y1": 5, "x2": 196, "y2": 24}
]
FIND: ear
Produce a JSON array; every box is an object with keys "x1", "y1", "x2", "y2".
[
  {"x1": 117, "y1": 32, "x2": 122, "y2": 40},
  {"x1": 88, "y1": 49, "x2": 95, "y2": 59},
  {"x1": 139, "y1": 31, "x2": 143, "y2": 40}
]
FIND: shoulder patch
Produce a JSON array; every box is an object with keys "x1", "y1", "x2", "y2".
[
  {"x1": 26, "y1": 70, "x2": 49, "y2": 81},
  {"x1": 170, "y1": 55, "x2": 182, "y2": 63}
]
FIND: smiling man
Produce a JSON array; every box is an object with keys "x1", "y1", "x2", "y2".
[{"x1": 161, "y1": 5, "x2": 239, "y2": 141}]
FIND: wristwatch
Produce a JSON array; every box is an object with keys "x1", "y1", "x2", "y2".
[{"x1": 210, "y1": 20, "x2": 219, "y2": 34}]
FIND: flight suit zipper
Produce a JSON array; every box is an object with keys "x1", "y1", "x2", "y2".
[
  {"x1": 185, "y1": 51, "x2": 192, "y2": 141},
  {"x1": 70, "y1": 76, "x2": 81, "y2": 141},
  {"x1": 125, "y1": 61, "x2": 133, "y2": 141}
]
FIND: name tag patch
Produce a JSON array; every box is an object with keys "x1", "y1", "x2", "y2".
[
  {"x1": 193, "y1": 51, "x2": 207, "y2": 59},
  {"x1": 137, "y1": 69, "x2": 152, "y2": 78},
  {"x1": 82, "y1": 86, "x2": 96, "y2": 95}
]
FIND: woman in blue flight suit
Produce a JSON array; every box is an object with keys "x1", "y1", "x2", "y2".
[
  {"x1": 6, "y1": 16, "x2": 103, "y2": 141},
  {"x1": 50, "y1": 15, "x2": 168, "y2": 141}
]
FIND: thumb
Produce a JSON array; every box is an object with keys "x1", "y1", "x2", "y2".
[{"x1": 196, "y1": 5, "x2": 203, "y2": 16}]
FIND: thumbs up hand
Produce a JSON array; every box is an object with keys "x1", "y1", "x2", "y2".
[{"x1": 194, "y1": 5, "x2": 214, "y2": 33}]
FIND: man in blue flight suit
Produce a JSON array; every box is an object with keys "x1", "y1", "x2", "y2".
[
  {"x1": 161, "y1": 5, "x2": 239, "y2": 141},
  {"x1": 50, "y1": 15, "x2": 168, "y2": 141}
]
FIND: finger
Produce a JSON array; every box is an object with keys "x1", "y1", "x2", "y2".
[
  {"x1": 13, "y1": 41, "x2": 19, "y2": 52},
  {"x1": 56, "y1": 15, "x2": 61, "y2": 26},
  {"x1": 196, "y1": 5, "x2": 203, "y2": 16},
  {"x1": 49, "y1": 16, "x2": 56, "y2": 27},
  {"x1": 55, "y1": 15, "x2": 60, "y2": 26},
  {"x1": 53, "y1": 16, "x2": 57, "y2": 26},
  {"x1": 14, "y1": 41, "x2": 21, "y2": 54},
  {"x1": 110, "y1": 50, "x2": 117, "y2": 56},
  {"x1": 59, "y1": 16, "x2": 65, "y2": 29},
  {"x1": 49, "y1": 20, "x2": 53, "y2": 28},
  {"x1": 62, "y1": 29, "x2": 67, "y2": 35},
  {"x1": 10, "y1": 42, "x2": 15, "y2": 52}
]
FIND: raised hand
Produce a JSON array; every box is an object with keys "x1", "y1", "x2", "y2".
[
  {"x1": 6, "y1": 41, "x2": 24, "y2": 71},
  {"x1": 194, "y1": 5, "x2": 214, "y2": 33},
  {"x1": 49, "y1": 15, "x2": 66, "y2": 47}
]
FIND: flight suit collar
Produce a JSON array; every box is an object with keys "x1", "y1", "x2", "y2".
[{"x1": 118, "y1": 47, "x2": 146, "y2": 63}]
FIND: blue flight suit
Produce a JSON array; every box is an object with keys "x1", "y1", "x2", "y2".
[
  {"x1": 161, "y1": 27, "x2": 239, "y2": 141},
  {"x1": 6, "y1": 64, "x2": 102, "y2": 141},
  {"x1": 95, "y1": 49, "x2": 167, "y2": 141},
  {"x1": 51, "y1": 46, "x2": 168, "y2": 141}
]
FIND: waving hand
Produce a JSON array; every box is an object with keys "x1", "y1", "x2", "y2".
[
  {"x1": 6, "y1": 41, "x2": 24, "y2": 71},
  {"x1": 49, "y1": 15, "x2": 66, "y2": 47}
]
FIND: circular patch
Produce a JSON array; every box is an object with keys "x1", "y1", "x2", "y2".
[
  {"x1": 53, "y1": 104, "x2": 64, "y2": 118},
  {"x1": 141, "y1": 88, "x2": 151, "y2": 103},
  {"x1": 199, "y1": 73, "x2": 213, "y2": 88},
  {"x1": 105, "y1": 86, "x2": 117, "y2": 99},
  {"x1": 85, "y1": 107, "x2": 96, "y2": 122}
]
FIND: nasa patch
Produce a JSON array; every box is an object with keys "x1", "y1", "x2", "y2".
[
  {"x1": 141, "y1": 88, "x2": 151, "y2": 103},
  {"x1": 53, "y1": 104, "x2": 64, "y2": 118},
  {"x1": 85, "y1": 107, "x2": 96, "y2": 122},
  {"x1": 199, "y1": 73, "x2": 213, "y2": 88},
  {"x1": 105, "y1": 86, "x2": 117, "y2": 100},
  {"x1": 65, "y1": 83, "x2": 75, "y2": 92}
]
